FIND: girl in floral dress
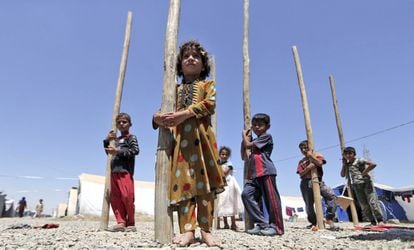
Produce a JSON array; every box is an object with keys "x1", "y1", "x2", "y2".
[{"x1": 153, "y1": 40, "x2": 225, "y2": 247}]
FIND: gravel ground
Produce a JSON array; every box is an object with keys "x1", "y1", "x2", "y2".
[{"x1": 1, "y1": 217, "x2": 414, "y2": 249}]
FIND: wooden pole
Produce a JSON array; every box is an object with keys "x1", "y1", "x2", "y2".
[
  {"x1": 100, "y1": 11, "x2": 133, "y2": 230},
  {"x1": 292, "y1": 46, "x2": 325, "y2": 230},
  {"x1": 154, "y1": 0, "x2": 180, "y2": 244},
  {"x1": 328, "y1": 75, "x2": 359, "y2": 226},
  {"x1": 242, "y1": 0, "x2": 254, "y2": 230},
  {"x1": 210, "y1": 55, "x2": 219, "y2": 230},
  {"x1": 210, "y1": 55, "x2": 217, "y2": 134}
]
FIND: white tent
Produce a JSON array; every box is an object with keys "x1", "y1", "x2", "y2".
[
  {"x1": 280, "y1": 195, "x2": 307, "y2": 220},
  {"x1": 77, "y1": 173, "x2": 155, "y2": 216}
]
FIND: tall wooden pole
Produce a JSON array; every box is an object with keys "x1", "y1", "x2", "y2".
[
  {"x1": 292, "y1": 46, "x2": 324, "y2": 230},
  {"x1": 100, "y1": 11, "x2": 133, "y2": 230},
  {"x1": 210, "y1": 55, "x2": 217, "y2": 134},
  {"x1": 210, "y1": 55, "x2": 219, "y2": 230},
  {"x1": 154, "y1": 0, "x2": 180, "y2": 244},
  {"x1": 242, "y1": 0, "x2": 253, "y2": 230},
  {"x1": 328, "y1": 75, "x2": 359, "y2": 226}
]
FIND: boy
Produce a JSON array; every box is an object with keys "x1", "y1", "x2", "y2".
[
  {"x1": 104, "y1": 112, "x2": 140, "y2": 232},
  {"x1": 296, "y1": 140, "x2": 338, "y2": 230},
  {"x1": 241, "y1": 113, "x2": 284, "y2": 236},
  {"x1": 341, "y1": 146, "x2": 384, "y2": 226}
]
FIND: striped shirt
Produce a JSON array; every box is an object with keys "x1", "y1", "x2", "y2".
[{"x1": 103, "y1": 134, "x2": 140, "y2": 176}]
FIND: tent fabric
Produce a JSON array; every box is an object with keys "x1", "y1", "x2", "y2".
[
  {"x1": 332, "y1": 183, "x2": 413, "y2": 222},
  {"x1": 77, "y1": 173, "x2": 155, "y2": 216}
]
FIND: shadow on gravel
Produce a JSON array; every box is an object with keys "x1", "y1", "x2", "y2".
[{"x1": 340, "y1": 229, "x2": 414, "y2": 242}]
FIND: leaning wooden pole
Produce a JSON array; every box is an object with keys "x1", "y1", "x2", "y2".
[
  {"x1": 154, "y1": 0, "x2": 180, "y2": 244},
  {"x1": 242, "y1": 0, "x2": 253, "y2": 230},
  {"x1": 328, "y1": 75, "x2": 359, "y2": 226},
  {"x1": 292, "y1": 46, "x2": 324, "y2": 230},
  {"x1": 210, "y1": 55, "x2": 219, "y2": 231},
  {"x1": 210, "y1": 55, "x2": 217, "y2": 134},
  {"x1": 100, "y1": 11, "x2": 133, "y2": 230}
]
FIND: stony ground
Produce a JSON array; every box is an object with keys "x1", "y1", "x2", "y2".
[{"x1": 1, "y1": 216, "x2": 414, "y2": 249}]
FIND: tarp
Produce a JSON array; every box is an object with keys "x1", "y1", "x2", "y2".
[{"x1": 333, "y1": 182, "x2": 414, "y2": 222}]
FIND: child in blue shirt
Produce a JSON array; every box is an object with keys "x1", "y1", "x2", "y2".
[{"x1": 241, "y1": 113, "x2": 284, "y2": 236}]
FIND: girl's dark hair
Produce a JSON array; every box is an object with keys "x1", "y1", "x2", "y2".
[
  {"x1": 219, "y1": 146, "x2": 232, "y2": 157},
  {"x1": 176, "y1": 40, "x2": 210, "y2": 80},
  {"x1": 252, "y1": 113, "x2": 270, "y2": 126}
]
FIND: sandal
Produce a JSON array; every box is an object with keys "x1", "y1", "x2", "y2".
[{"x1": 106, "y1": 223, "x2": 126, "y2": 232}]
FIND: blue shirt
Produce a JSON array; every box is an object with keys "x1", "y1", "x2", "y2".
[{"x1": 247, "y1": 133, "x2": 277, "y2": 179}]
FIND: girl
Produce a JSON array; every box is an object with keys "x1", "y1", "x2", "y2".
[
  {"x1": 216, "y1": 146, "x2": 243, "y2": 231},
  {"x1": 153, "y1": 40, "x2": 225, "y2": 247}
]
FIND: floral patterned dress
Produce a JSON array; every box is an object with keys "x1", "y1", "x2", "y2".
[{"x1": 169, "y1": 80, "x2": 225, "y2": 205}]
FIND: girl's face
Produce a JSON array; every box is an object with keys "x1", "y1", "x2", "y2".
[
  {"x1": 181, "y1": 47, "x2": 204, "y2": 79},
  {"x1": 219, "y1": 149, "x2": 230, "y2": 161}
]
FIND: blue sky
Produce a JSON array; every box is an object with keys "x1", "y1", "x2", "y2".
[{"x1": 1, "y1": 0, "x2": 413, "y2": 214}]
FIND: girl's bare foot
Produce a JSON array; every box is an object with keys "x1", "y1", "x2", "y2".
[
  {"x1": 201, "y1": 230, "x2": 221, "y2": 247},
  {"x1": 172, "y1": 231, "x2": 196, "y2": 247}
]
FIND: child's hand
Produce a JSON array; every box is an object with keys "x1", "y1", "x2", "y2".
[
  {"x1": 105, "y1": 146, "x2": 118, "y2": 155},
  {"x1": 153, "y1": 112, "x2": 167, "y2": 127},
  {"x1": 306, "y1": 162, "x2": 316, "y2": 170},
  {"x1": 242, "y1": 129, "x2": 251, "y2": 139},
  {"x1": 304, "y1": 149, "x2": 314, "y2": 157},
  {"x1": 106, "y1": 130, "x2": 116, "y2": 141},
  {"x1": 163, "y1": 110, "x2": 192, "y2": 127}
]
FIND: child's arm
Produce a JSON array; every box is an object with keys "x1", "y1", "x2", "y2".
[
  {"x1": 304, "y1": 149, "x2": 324, "y2": 167},
  {"x1": 361, "y1": 160, "x2": 376, "y2": 176},
  {"x1": 186, "y1": 80, "x2": 216, "y2": 118},
  {"x1": 299, "y1": 162, "x2": 316, "y2": 178},
  {"x1": 152, "y1": 112, "x2": 176, "y2": 129},
  {"x1": 242, "y1": 129, "x2": 253, "y2": 148},
  {"x1": 162, "y1": 81, "x2": 217, "y2": 127},
  {"x1": 103, "y1": 130, "x2": 116, "y2": 154},
  {"x1": 340, "y1": 158, "x2": 347, "y2": 177},
  {"x1": 118, "y1": 135, "x2": 140, "y2": 158},
  {"x1": 162, "y1": 110, "x2": 194, "y2": 127},
  {"x1": 241, "y1": 129, "x2": 252, "y2": 160},
  {"x1": 240, "y1": 141, "x2": 247, "y2": 160}
]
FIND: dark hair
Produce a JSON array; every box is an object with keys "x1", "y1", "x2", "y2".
[
  {"x1": 343, "y1": 146, "x2": 356, "y2": 155},
  {"x1": 176, "y1": 40, "x2": 210, "y2": 80},
  {"x1": 219, "y1": 146, "x2": 232, "y2": 157},
  {"x1": 116, "y1": 112, "x2": 132, "y2": 124},
  {"x1": 252, "y1": 113, "x2": 270, "y2": 126},
  {"x1": 298, "y1": 140, "x2": 308, "y2": 148}
]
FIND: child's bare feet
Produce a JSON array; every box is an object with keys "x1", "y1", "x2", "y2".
[
  {"x1": 201, "y1": 230, "x2": 221, "y2": 247},
  {"x1": 231, "y1": 224, "x2": 239, "y2": 231},
  {"x1": 172, "y1": 231, "x2": 196, "y2": 247}
]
